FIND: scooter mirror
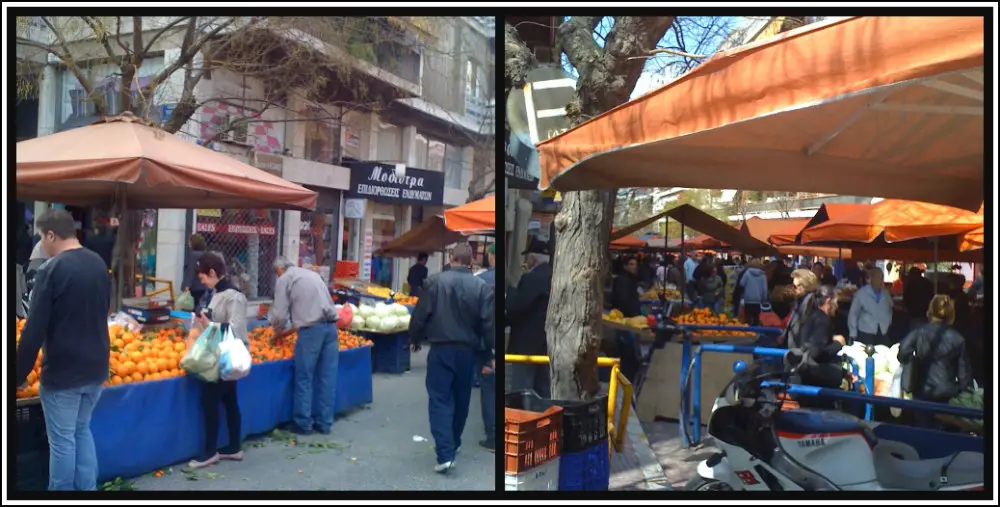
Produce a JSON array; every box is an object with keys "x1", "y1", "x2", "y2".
[{"x1": 732, "y1": 360, "x2": 748, "y2": 374}]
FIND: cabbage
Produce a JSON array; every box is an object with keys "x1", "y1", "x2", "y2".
[
  {"x1": 366, "y1": 315, "x2": 381, "y2": 330},
  {"x1": 351, "y1": 316, "x2": 366, "y2": 331},
  {"x1": 390, "y1": 303, "x2": 409, "y2": 316},
  {"x1": 398, "y1": 315, "x2": 411, "y2": 329},
  {"x1": 357, "y1": 305, "x2": 374, "y2": 319},
  {"x1": 372, "y1": 303, "x2": 392, "y2": 318},
  {"x1": 380, "y1": 316, "x2": 399, "y2": 332}
]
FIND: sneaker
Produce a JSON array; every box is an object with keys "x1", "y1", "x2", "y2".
[
  {"x1": 188, "y1": 453, "x2": 220, "y2": 469},
  {"x1": 434, "y1": 461, "x2": 456, "y2": 474},
  {"x1": 479, "y1": 440, "x2": 495, "y2": 453},
  {"x1": 219, "y1": 450, "x2": 244, "y2": 461}
]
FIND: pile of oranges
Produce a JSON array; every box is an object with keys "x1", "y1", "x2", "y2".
[
  {"x1": 16, "y1": 319, "x2": 374, "y2": 400},
  {"x1": 676, "y1": 308, "x2": 757, "y2": 337},
  {"x1": 247, "y1": 326, "x2": 372, "y2": 364}
]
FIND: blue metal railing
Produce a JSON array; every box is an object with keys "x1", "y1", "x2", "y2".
[{"x1": 759, "y1": 382, "x2": 985, "y2": 420}]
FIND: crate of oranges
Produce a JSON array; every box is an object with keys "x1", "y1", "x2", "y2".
[{"x1": 675, "y1": 308, "x2": 757, "y2": 338}]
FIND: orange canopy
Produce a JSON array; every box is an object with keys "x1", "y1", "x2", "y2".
[
  {"x1": 537, "y1": 16, "x2": 984, "y2": 212},
  {"x1": 742, "y1": 217, "x2": 810, "y2": 244},
  {"x1": 16, "y1": 114, "x2": 317, "y2": 210},
  {"x1": 800, "y1": 199, "x2": 983, "y2": 244},
  {"x1": 610, "y1": 233, "x2": 647, "y2": 250},
  {"x1": 768, "y1": 203, "x2": 871, "y2": 245},
  {"x1": 444, "y1": 195, "x2": 495, "y2": 234}
]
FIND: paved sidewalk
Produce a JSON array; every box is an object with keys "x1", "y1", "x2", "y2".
[
  {"x1": 642, "y1": 419, "x2": 718, "y2": 490},
  {"x1": 129, "y1": 349, "x2": 494, "y2": 491}
]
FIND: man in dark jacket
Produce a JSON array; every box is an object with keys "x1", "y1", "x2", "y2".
[
  {"x1": 409, "y1": 243, "x2": 494, "y2": 474},
  {"x1": 610, "y1": 256, "x2": 642, "y2": 381},
  {"x1": 506, "y1": 239, "x2": 553, "y2": 397},
  {"x1": 407, "y1": 252, "x2": 430, "y2": 297},
  {"x1": 16, "y1": 209, "x2": 111, "y2": 491},
  {"x1": 475, "y1": 244, "x2": 496, "y2": 452},
  {"x1": 903, "y1": 267, "x2": 935, "y2": 331}
]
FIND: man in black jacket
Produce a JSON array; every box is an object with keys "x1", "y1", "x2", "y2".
[
  {"x1": 407, "y1": 252, "x2": 430, "y2": 297},
  {"x1": 506, "y1": 239, "x2": 553, "y2": 398},
  {"x1": 16, "y1": 209, "x2": 111, "y2": 491},
  {"x1": 408, "y1": 243, "x2": 494, "y2": 474},
  {"x1": 610, "y1": 256, "x2": 642, "y2": 382}
]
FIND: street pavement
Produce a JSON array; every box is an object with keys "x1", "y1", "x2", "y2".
[
  {"x1": 642, "y1": 420, "x2": 717, "y2": 490},
  {"x1": 129, "y1": 349, "x2": 495, "y2": 491}
]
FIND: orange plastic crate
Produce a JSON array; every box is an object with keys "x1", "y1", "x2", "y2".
[{"x1": 504, "y1": 405, "x2": 563, "y2": 474}]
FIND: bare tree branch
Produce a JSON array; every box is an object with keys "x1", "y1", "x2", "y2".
[{"x1": 81, "y1": 16, "x2": 117, "y2": 60}]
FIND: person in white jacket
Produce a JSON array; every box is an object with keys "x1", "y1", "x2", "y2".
[{"x1": 848, "y1": 268, "x2": 894, "y2": 346}]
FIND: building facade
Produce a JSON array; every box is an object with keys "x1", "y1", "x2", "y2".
[{"x1": 16, "y1": 16, "x2": 495, "y2": 299}]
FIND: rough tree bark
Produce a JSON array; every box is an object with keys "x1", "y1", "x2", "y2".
[{"x1": 506, "y1": 17, "x2": 673, "y2": 401}]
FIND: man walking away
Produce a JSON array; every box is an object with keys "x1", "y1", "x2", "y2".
[
  {"x1": 739, "y1": 260, "x2": 769, "y2": 326},
  {"x1": 269, "y1": 257, "x2": 343, "y2": 435},
  {"x1": 409, "y1": 243, "x2": 493, "y2": 473},
  {"x1": 15, "y1": 209, "x2": 111, "y2": 491},
  {"x1": 505, "y1": 239, "x2": 553, "y2": 397},
  {"x1": 476, "y1": 244, "x2": 497, "y2": 452},
  {"x1": 408, "y1": 252, "x2": 430, "y2": 297}
]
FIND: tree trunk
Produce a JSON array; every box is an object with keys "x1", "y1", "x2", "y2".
[
  {"x1": 543, "y1": 16, "x2": 672, "y2": 401},
  {"x1": 546, "y1": 189, "x2": 614, "y2": 400}
]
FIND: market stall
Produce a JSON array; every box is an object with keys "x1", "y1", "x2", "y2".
[{"x1": 15, "y1": 318, "x2": 373, "y2": 483}]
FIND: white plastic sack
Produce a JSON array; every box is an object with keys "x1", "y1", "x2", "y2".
[
  {"x1": 888, "y1": 364, "x2": 905, "y2": 418},
  {"x1": 218, "y1": 326, "x2": 252, "y2": 381}
]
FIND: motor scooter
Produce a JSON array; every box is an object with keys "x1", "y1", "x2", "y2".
[{"x1": 687, "y1": 352, "x2": 984, "y2": 492}]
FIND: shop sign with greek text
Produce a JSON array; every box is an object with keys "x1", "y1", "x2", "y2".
[{"x1": 346, "y1": 162, "x2": 444, "y2": 207}]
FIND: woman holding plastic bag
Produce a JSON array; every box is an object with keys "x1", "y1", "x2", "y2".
[{"x1": 185, "y1": 253, "x2": 250, "y2": 469}]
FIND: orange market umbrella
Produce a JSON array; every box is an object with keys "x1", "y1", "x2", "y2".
[
  {"x1": 444, "y1": 195, "x2": 495, "y2": 234},
  {"x1": 800, "y1": 199, "x2": 984, "y2": 244},
  {"x1": 16, "y1": 114, "x2": 317, "y2": 211},
  {"x1": 769, "y1": 203, "x2": 871, "y2": 245},
  {"x1": 742, "y1": 217, "x2": 810, "y2": 245},
  {"x1": 537, "y1": 17, "x2": 984, "y2": 212},
  {"x1": 610, "y1": 233, "x2": 646, "y2": 250}
]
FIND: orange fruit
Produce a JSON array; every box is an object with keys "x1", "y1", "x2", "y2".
[
  {"x1": 122, "y1": 332, "x2": 135, "y2": 344},
  {"x1": 129, "y1": 351, "x2": 143, "y2": 362},
  {"x1": 148, "y1": 372, "x2": 161, "y2": 382},
  {"x1": 174, "y1": 342, "x2": 186, "y2": 352},
  {"x1": 113, "y1": 338, "x2": 125, "y2": 349},
  {"x1": 148, "y1": 361, "x2": 160, "y2": 374},
  {"x1": 111, "y1": 375, "x2": 124, "y2": 385},
  {"x1": 132, "y1": 372, "x2": 144, "y2": 382},
  {"x1": 156, "y1": 358, "x2": 169, "y2": 372},
  {"x1": 136, "y1": 362, "x2": 150, "y2": 375}
]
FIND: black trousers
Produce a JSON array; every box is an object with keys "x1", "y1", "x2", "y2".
[
  {"x1": 200, "y1": 379, "x2": 242, "y2": 460},
  {"x1": 744, "y1": 303, "x2": 762, "y2": 326}
]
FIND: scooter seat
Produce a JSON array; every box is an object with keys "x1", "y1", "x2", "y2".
[{"x1": 872, "y1": 443, "x2": 983, "y2": 490}]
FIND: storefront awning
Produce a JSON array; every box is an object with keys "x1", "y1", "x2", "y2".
[
  {"x1": 665, "y1": 204, "x2": 776, "y2": 255},
  {"x1": 375, "y1": 215, "x2": 460, "y2": 258},
  {"x1": 537, "y1": 16, "x2": 984, "y2": 212},
  {"x1": 16, "y1": 114, "x2": 317, "y2": 211}
]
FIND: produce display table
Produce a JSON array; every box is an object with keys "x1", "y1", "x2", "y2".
[
  {"x1": 601, "y1": 319, "x2": 653, "y2": 342},
  {"x1": 89, "y1": 345, "x2": 372, "y2": 482}
]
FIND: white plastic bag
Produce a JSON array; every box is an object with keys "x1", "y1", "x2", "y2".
[
  {"x1": 888, "y1": 364, "x2": 905, "y2": 418},
  {"x1": 218, "y1": 326, "x2": 252, "y2": 381}
]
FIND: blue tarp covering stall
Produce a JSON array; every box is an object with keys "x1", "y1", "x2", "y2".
[{"x1": 91, "y1": 345, "x2": 372, "y2": 482}]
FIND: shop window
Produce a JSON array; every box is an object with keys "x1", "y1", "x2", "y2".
[{"x1": 299, "y1": 210, "x2": 336, "y2": 283}]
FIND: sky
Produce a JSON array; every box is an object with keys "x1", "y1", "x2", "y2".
[{"x1": 558, "y1": 16, "x2": 748, "y2": 100}]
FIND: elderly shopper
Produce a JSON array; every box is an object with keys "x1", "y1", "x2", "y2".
[
  {"x1": 506, "y1": 239, "x2": 554, "y2": 397},
  {"x1": 269, "y1": 257, "x2": 342, "y2": 436},
  {"x1": 848, "y1": 268, "x2": 894, "y2": 346}
]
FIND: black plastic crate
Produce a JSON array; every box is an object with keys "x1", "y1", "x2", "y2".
[
  {"x1": 366, "y1": 331, "x2": 411, "y2": 374},
  {"x1": 15, "y1": 404, "x2": 48, "y2": 455},
  {"x1": 16, "y1": 450, "x2": 49, "y2": 491},
  {"x1": 505, "y1": 390, "x2": 609, "y2": 454}
]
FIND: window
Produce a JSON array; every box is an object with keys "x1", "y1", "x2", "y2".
[
  {"x1": 304, "y1": 106, "x2": 339, "y2": 164},
  {"x1": 444, "y1": 145, "x2": 464, "y2": 190},
  {"x1": 376, "y1": 122, "x2": 402, "y2": 163},
  {"x1": 427, "y1": 139, "x2": 445, "y2": 171},
  {"x1": 414, "y1": 133, "x2": 429, "y2": 169}
]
